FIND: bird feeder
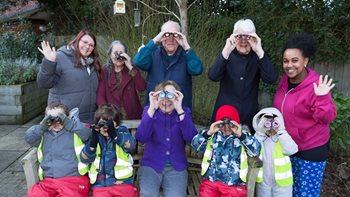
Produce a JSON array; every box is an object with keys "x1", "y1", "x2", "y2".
[{"x1": 114, "y1": 0, "x2": 126, "y2": 15}]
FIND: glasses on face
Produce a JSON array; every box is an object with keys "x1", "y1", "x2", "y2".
[
  {"x1": 235, "y1": 34, "x2": 252, "y2": 41},
  {"x1": 218, "y1": 118, "x2": 235, "y2": 129},
  {"x1": 163, "y1": 32, "x2": 180, "y2": 38},
  {"x1": 80, "y1": 40, "x2": 95, "y2": 49},
  {"x1": 159, "y1": 91, "x2": 175, "y2": 100}
]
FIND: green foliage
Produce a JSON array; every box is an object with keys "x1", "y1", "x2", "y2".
[
  {"x1": 0, "y1": 20, "x2": 40, "y2": 60},
  {"x1": 330, "y1": 90, "x2": 350, "y2": 154},
  {"x1": 0, "y1": 58, "x2": 38, "y2": 85}
]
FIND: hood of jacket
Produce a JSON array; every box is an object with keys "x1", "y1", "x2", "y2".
[
  {"x1": 57, "y1": 45, "x2": 75, "y2": 57},
  {"x1": 252, "y1": 107, "x2": 286, "y2": 135}
]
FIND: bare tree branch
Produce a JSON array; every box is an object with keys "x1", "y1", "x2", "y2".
[
  {"x1": 188, "y1": 0, "x2": 199, "y2": 9},
  {"x1": 160, "y1": 5, "x2": 180, "y2": 21},
  {"x1": 136, "y1": 0, "x2": 180, "y2": 21},
  {"x1": 136, "y1": 0, "x2": 172, "y2": 16}
]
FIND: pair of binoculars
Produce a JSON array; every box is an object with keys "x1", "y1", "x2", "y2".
[
  {"x1": 218, "y1": 118, "x2": 235, "y2": 129},
  {"x1": 93, "y1": 122, "x2": 109, "y2": 131},
  {"x1": 114, "y1": 52, "x2": 127, "y2": 61},
  {"x1": 163, "y1": 32, "x2": 180, "y2": 38},
  {"x1": 234, "y1": 34, "x2": 252, "y2": 41},
  {"x1": 46, "y1": 116, "x2": 62, "y2": 126},
  {"x1": 159, "y1": 91, "x2": 175, "y2": 100}
]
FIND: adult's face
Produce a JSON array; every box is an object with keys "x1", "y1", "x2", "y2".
[
  {"x1": 158, "y1": 85, "x2": 176, "y2": 114},
  {"x1": 283, "y1": 48, "x2": 309, "y2": 84},
  {"x1": 234, "y1": 29, "x2": 252, "y2": 55},
  {"x1": 110, "y1": 44, "x2": 126, "y2": 66},
  {"x1": 161, "y1": 25, "x2": 180, "y2": 55},
  {"x1": 78, "y1": 35, "x2": 95, "y2": 57}
]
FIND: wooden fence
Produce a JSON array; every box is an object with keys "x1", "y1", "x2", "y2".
[{"x1": 311, "y1": 62, "x2": 350, "y2": 96}]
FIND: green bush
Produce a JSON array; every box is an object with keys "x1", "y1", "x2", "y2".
[
  {"x1": 330, "y1": 90, "x2": 350, "y2": 155},
  {"x1": 0, "y1": 58, "x2": 38, "y2": 85},
  {"x1": 0, "y1": 20, "x2": 41, "y2": 60}
]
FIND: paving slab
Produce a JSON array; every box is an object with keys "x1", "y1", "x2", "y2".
[
  {"x1": 0, "y1": 125, "x2": 17, "y2": 137},
  {"x1": 0, "y1": 128, "x2": 31, "y2": 151},
  {"x1": 0, "y1": 151, "x2": 25, "y2": 173},
  {"x1": 0, "y1": 170, "x2": 27, "y2": 197}
]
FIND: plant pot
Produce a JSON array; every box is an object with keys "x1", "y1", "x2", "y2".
[{"x1": 0, "y1": 81, "x2": 48, "y2": 124}]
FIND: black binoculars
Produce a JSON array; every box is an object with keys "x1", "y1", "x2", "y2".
[
  {"x1": 114, "y1": 52, "x2": 127, "y2": 61},
  {"x1": 93, "y1": 122, "x2": 109, "y2": 131},
  {"x1": 218, "y1": 118, "x2": 235, "y2": 129},
  {"x1": 46, "y1": 116, "x2": 62, "y2": 126}
]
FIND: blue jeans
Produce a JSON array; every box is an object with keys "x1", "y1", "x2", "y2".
[{"x1": 138, "y1": 165, "x2": 188, "y2": 197}]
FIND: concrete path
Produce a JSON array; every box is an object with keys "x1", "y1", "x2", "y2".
[{"x1": 0, "y1": 116, "x2": 42, "y2": 197}]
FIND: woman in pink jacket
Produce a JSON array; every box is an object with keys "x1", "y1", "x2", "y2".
[
  {"x1": 273, "y1": 33, "x2": 336, "y2": 197},
  {"x1": 97, "y1": 40, "x2": 146, "y2": 119}
]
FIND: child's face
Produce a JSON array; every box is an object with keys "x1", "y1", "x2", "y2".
[{"x1": 46, "y1": 108, "x2": 65, "y2": 132}]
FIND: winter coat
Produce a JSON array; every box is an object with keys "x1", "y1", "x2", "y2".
[
  {"x1": 252, "y1": 107, "x2": 298, "y2": 187},
  {"x1": 208, "y1": 50, "x2": 278, "y2": 129},
  {"x1": 96, "y1": 64, "x2": 146, "y2": 119},
  {"x1": 191, "y1": 128, "x2": 260, "y2": 186},
  {"x1": 37, "y1": 46, "x2": 99, "y2": 123},
  {"x1": 80, "y1": 125, "x2": 135, "y2": 188},
  {"x1": 25, "y1": 112, "x2": 91, "y2": 178},
  {"x1": 135, "y1": 106, "x2": 197, "y2": 173},
  {"x1": 133, "y1": 40, "x2": 203, "y2": 109}
]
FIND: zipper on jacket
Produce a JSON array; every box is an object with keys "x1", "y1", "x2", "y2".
[{"x1": 281, "y1": 88, "x2": 293, "y2": 115}]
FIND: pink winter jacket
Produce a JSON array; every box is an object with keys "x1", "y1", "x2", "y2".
[{"x1": 273, "y1": 68, "x2": 337, "y2": 151}]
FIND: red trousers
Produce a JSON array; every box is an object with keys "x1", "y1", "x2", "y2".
[
  {"x1": 27, "y1": 176, "x2": 90, "y2": 197},
  {"x1": 92, "y1": 184, "x2": 139, "y2": 197},
  {"x1": 199, "y1": 179, "x2": 247, "y2": 197}
]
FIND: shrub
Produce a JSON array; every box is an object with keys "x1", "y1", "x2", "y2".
[
  {"x1": 0, "y1": 58, "x2": 38, "y2": 85},
  {"x1": 330, "y1": 90, "x2": 350, "y2": 155},
  {"x1": 0, "y1": 20, "x2": 41, "y2": 60}
]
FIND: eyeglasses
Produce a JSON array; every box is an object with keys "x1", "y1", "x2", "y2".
[
  {"x1": 235, "y1": 34, "x2": 252, "y2": 41},
  {"x1": 159, "y1": 91, "x2": 175, "y2": 100},
  {"x1": 163, "y1": 32, "x2": 180, "y2": 38},
  {"x1": 218, "y1": 118, "x2": 235, "y2": 128},
  {"x1": 80, "y1": 40, "x2": 95, "y2": 49}
]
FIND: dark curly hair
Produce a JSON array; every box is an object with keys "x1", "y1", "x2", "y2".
[
  {"x1": 94, "y1": 104, "x2": 123, "y2": 126},
  {"x1": 282, "y1": 33, "x2": 317, "y2": 58}
]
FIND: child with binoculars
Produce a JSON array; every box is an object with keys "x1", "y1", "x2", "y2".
[
  {"x1": 80, "y1": 104, "x2": 139, "y2": 197},
  {"x1": 25, "y1": 102, "x2": 92, "y2": 197},
  {"x1": 191, "y1": 105, "x2": 261, "y2": 197}
]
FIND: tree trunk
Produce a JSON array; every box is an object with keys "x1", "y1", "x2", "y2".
[{"x1": 178, "y1": 0, "x2": 188, "y2": 36}]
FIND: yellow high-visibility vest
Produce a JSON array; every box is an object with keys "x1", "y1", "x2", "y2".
[
  {"x1": 88, "y1": 144, "x2": 133, "y2": 184},
  {"x1": 256, "y1": 141, "x2": 293, "y2": 186}
]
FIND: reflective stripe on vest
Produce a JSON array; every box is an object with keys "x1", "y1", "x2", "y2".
[
  {"x1": 89, "y1": 144, "x2": 133, "y2": 184},
  {"x1": 201, "y1": 138, "x2": 213, "y2": 176},
  {"x1": 37, "y1": 133, "x2": 90, "y2": 180},
  {"x1": 256, "y1": 141, "x2": 293, "y2": 187},
  {"x1": 201, "y1": 137, "x2": 248, "y2": 184}
]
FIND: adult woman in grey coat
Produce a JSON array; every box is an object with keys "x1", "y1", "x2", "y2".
[{"x1": 37, "y1": 30, "x2": 101, "y2": 123}]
